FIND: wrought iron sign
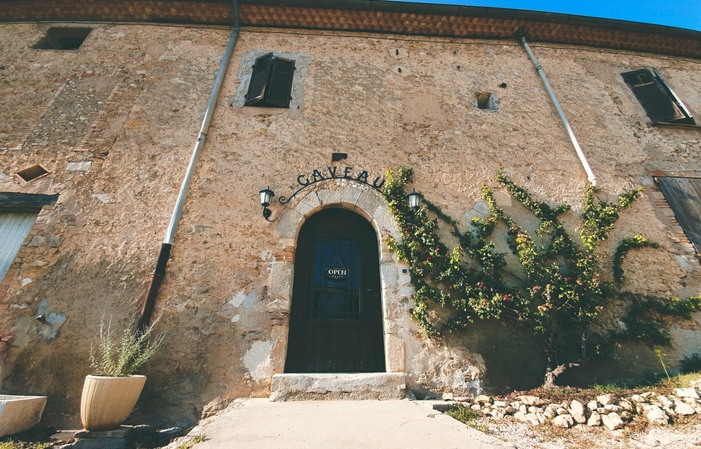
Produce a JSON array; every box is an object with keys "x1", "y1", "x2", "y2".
[{"x1": 279, "y1": 166, "x2": 385, "y2": 204}]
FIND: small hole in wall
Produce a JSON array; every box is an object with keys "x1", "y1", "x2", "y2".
[
  {"x1": 17, "y1": 164, "x2": 49, "y2": 182},
  {"x1": 475, "y1": 92, "x2": 499, "y2": 111},
  {"x1": 499, "y1": 82, "x2": 507, "y2": 88},
  {"x1": 33, "y1": 27, "x2": 92, "y2": 50}
]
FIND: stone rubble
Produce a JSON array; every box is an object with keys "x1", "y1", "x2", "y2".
[{"x1": 440, "y1": 381, "x2": 701, "y2": 431}]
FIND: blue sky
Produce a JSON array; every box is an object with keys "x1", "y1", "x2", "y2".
[{"x1": 395, "y1": 0, "x2": 701, "y2": 32}]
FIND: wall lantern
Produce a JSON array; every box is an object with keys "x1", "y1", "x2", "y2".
[
  {"x1": 408, "y1": 188, "x2": 421, "y2": 211},
  {"x1": 259, "y1": 187, "x2": 275, "y2": 221}
]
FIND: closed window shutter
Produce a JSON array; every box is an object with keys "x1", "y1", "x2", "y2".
[
  {"x1": 266, "y1": 57, "x2": 295, "y2": 108},
  {"x1": 657, "y1": 177, "x2": 701, "y2": 254},
  {"x1": 245, "y1": 53, "x2": 273, "y2": 106},
  {"x1": 622, "y1": 69, "x2": 685, "y2": 123}
]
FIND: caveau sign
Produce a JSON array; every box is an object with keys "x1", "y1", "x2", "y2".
[
  {"x1": 297, "y1": 166, "x2": 385, "y2": 189},
  {"x1": 279, "y1": 166, "x2": 386, "y2": 204}
]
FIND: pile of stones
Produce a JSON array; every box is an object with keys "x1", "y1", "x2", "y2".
[{"x1": 441, "y1": 381, "x2": 701, "y2": 431}]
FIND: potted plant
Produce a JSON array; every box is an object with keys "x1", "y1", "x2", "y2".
[{"x1": 80, "y1": 317, "x2": 165, "y2": 431}]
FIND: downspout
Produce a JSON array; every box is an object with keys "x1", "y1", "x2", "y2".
[
  {"x1": 518, "y1": 35, "x2": 598, "y2": 187},
  {"x1": 138, "y1": 1, "x2": 240, "y2": 329}
]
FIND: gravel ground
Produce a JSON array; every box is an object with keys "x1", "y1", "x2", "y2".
[{"x1": 468, "y1": 416, "x2": 701, "y2": 448}]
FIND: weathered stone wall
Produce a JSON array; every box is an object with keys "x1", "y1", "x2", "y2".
[{"x1": 1, "y1": 22, "x2": 701, "y2": 427}]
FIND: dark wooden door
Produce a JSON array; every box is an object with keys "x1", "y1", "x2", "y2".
[{"x1": 285, "y1": 209, "x2": 385, "y2": 373}]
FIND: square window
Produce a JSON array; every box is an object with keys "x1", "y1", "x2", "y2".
[
  {"x1": 33, "y1": 27, "x2": 92, "y2": 50},
  {"x1": 244, "y1": 53, "x2": 296, "y2": 108},
  {"x1": 621, "y1": 68, "x2": 695, "y2": 125}
]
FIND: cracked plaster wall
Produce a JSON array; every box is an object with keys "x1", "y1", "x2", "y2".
[{"x1": 0, "y1": 23, "x2": 701, "y2": 426}]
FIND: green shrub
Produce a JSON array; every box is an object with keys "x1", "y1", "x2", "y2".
[{"x1": 89, "y1": 316, "x2": 165, "y2": 377}]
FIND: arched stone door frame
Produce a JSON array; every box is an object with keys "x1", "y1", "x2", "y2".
[{"x1": 266, "y1": 182, "x2": 410, "y2": 377}]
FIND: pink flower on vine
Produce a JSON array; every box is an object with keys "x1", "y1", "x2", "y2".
[
  {"x1": 426, "y1": 256, "x2": 432, "y2": 262},
  {"x1": 477, "y1": 282, "x2": 485, "y2": 289},
  {"x1": 503, "y1": 294, "x2": 510, "y2": 302},
  {"x1": 409, "y1": 308, "x2": 414, "y2": 314},
  {"x1": 470, "y1": 266, "x2": 476, "y2": 273}
]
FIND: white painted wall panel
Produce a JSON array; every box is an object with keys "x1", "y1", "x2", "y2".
[{"x1": 0, "y1": 212, "x2": 37, "y2": 283}]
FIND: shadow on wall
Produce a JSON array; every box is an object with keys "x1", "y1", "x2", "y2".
[
  {"x1": 556, "y1": 345, "x2": 664, "y2": 388},
  {"x1": 1, "y1": 253, "x2": 155, "y2": 428},
  {"x1": 450, "y1": 320, "x2": 548, "y2": 394}
]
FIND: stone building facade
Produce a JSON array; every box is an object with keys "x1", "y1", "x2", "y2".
[{"x1": 1, "y1": 0, "x2": 701, "y2": 427}]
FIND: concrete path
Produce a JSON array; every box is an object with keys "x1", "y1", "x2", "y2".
[{"x1": 182, "y1": 399, "x2": 513, "y2": 449}]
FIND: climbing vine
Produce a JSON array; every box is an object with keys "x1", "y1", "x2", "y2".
[{"x1": 382, "y1": 167, "x2": 701, "y2": 386}]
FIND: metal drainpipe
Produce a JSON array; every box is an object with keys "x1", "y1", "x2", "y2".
[
  {"x1": 138, "y1": 0, "x2": 240, "y2": 329},
  {"x1": 519, "y1": 35, "x2": 598, "y2": 187}
]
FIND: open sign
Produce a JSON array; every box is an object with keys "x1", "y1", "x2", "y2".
[{"x1": 326, "y1": 267, "x2": 348, "y2": 280}]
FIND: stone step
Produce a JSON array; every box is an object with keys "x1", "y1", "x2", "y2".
[{"x1": 270, "y1": 373, "x2": 406, "y2": 401}]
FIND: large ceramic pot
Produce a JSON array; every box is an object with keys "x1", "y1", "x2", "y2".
[{"x1": 80, "y1": 375, "x2": 147, "y2": 431}]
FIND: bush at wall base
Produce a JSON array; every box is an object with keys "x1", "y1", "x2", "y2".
[{"x1": 80, "y1": 374, "x2": 147, "y2": 431}]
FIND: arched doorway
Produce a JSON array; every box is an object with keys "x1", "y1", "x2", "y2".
[{"x1": 285, "y1": 208, "x2": 386, "y2": 373}]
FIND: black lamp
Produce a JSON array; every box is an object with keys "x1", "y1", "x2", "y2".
[
  {"x1": 260, "y1": 187, "x2": 274, "y2": 221},
  {"x1": 408, "y1": 188, "x2": 421, "y2": 211}
]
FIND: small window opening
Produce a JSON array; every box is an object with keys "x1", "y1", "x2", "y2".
[
  {"x1": 245, "y1": 52, "x2": 295, "y2": 108},
  {"x1": 621, "y1": 68, "x2": 695, "y2": 125},
  {"x1": 16, "y1": 165, "x2": 49, "y2": 182},
  {"x1": 33, "y1": 27, "x2": 92, "y2": 50},
  {"x1": 475, "y1": 92, "x2": 499, "y2": 111}
]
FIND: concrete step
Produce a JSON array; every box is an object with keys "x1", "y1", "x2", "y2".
[{"x1": 269, "y1": 372, "x2": 406, "y2": 401}]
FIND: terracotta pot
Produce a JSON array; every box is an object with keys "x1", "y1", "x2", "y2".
[{"x1": 80, "y1": 375, "x2": 146, "y2": 431}]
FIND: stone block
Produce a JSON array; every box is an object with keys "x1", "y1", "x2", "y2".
[
  {"x1": 339, "y1": 184, "x2": 364, "y2": 206},
  {"x1": 294, "y1": 192, "x2": 320, "y2": 216},
  {"x1": 552, "y1": 414, "x2": 573, "y2": 428},
  {"x1": 269, "y1": 373, "x2": 406, "y2": 401},
  {"x1": 66, "y1": 161, "x2": 92, "y2": 171},
  {"x1": 276, "y1": 209, "x2": 303, "y2": 238},
  {"x1": 675, "y1": 388, "x2": 699, "y2": 399},
  {"x1": 0, "y1": 395, "x2": 47, "y2": 437},
  {"x1": 602, "y1": 412, "x2": 624, "y2": 431},
  {"x1": 569, "y1": 399, "x2": 586, "y2": 424},
  {"x1": 356, "y1": 189, "x2": 383, "y2": 215},
  {"x1": 674, "y1": 400, "x2": 696, "y2": 416},
  {"x1": 268, "y1": 262, "x2": 293, "y2": 300},
  {"x1": 596, "y1": 393, "x2": 614, "y2": 406},
  {"x1": 517, "y1": 395, "x2": 544, "y2": 406},
  {"x1": 317, "y1": 188, "x2": 342, "y2": 206},
  {"x1": 645, "y1": 405, "x2": 669, "y2": 425},
  {"x1": 587, "y1": 411, "x2": 601, "y2": 426},
  {"x1": 385, "y1": 333, "x2": 405, "y2": 372}
]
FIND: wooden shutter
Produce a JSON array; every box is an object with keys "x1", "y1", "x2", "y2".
[
  {"x1": 244, "y1": 53, "x2": 295, "y2": 108},
  {"x1": 266, "y1": 57, "x2": 295, "y2": 108},
  {"x1": 657, "y1": 177, "x2": 701, "y2": 253},
  {"x1": 622, "y1": 69, "x2": 686, "y2": 123},
  {"x1": 245, "y1": 53, "x2": 273, "y2": 106},
  {"x1": 0, "y1": 212, "x2": 37, "y2": 283}
]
